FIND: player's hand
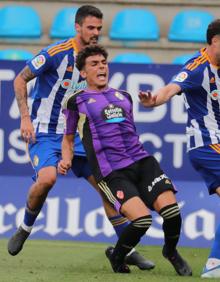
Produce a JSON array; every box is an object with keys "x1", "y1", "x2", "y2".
[
  {"x1": 20, "y1": 115, "x2": 36, "y2": 143},
  {"x1": 138, "y1": 91, "x2": 157, "y2": 107},
  {"x1": 58, "y1": 160, "x2": 71, "y2": 175}
]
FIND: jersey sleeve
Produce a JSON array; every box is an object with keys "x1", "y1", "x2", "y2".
[
  {"x1": 63, "y1": 109, "x2": 79, "y2": 135},
  {"x1": 62, "y1": 93, "x2": 80, "y2": 135},
  {"x1": 27, "y1": 49, "x2": 53, "y2": 76},
  {"x1": 170, "y1": 67, "x2": 201, "y2": 93}
]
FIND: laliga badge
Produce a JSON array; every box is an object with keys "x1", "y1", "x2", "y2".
[
  {"x1": 31, "y1": 55, "x2": 46, "y2": 70},
  {"x1": 174, "y1": 71, "x2": 188, "y2": 82},
  {"x1": 210, "y1": 90, "x2": 220, "y2": 101}
]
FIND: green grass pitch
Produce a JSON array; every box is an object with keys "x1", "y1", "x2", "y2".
[{"x1": 0, "y1": 239, "x2": 219, "y2": 282}]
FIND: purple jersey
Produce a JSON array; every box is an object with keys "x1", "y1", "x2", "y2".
[{"x1": 63, "y1": 87, "x2": 149, "y2": 181}]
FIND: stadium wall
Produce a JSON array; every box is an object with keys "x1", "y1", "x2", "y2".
[{"x1": 0, "y1": 1, "x2": 219, "y2": 62}]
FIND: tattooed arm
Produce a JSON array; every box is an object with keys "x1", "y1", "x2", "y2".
[{"x1": 14, "y1": 66, "x2": 36, "y2": 143}]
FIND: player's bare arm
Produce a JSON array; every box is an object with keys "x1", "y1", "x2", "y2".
[
  {"x1": 14, "y1": 66, "x2": 36, "y2": 143},
  {"x1": 139, "y1": 83, "x2": 181, "y2": 107},
  {"x1": 14, "y1": 66, "x2": 36, "y2": 118},
  {"x1": 58, "y1": 134, "x2": 74, "y2": 175}
]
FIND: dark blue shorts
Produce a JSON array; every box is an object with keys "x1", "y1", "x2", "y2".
[
  {"x1": 188, "y1": 144, "x2": 220, "y2": 195},
  {"x1": 71, "y1": 155, "x2": 92, "y2": 179}
]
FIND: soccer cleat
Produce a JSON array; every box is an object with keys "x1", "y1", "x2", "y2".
[
  {"x1": 162, "y1": 246, "x2": 192, "y2": 276},
  {"x1": 201, "y1": 258, "x2": 220, "y2": 278},
  {"x1": 105, "y1": 246, "x2": 130, "y2": 273},
  {"x1": 125, "y1": 251, "x2": 155, "y2": 270},
  {"x1": 8, "y1": 226, "x2": 30, "y2": 256}
]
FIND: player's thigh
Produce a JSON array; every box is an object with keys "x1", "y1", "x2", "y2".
[
  {"x1": 189, "y1": 145, "x2": 220, "y2": 194},
  {"x1": 28, "y1": 137, "x2": 61, "y2": 182},
  {"x1": 120, "y1": 196, "x2": 150, "y2": 221},
  {"x1": 37, "y1": 166, "x2": 57, "y2": 187},
  {"x1": 138, "y1": 156, "x2": 176, "y2": 210},
  {"x1": 98, "y1": 171, "x2": 143, "y2": 217}
]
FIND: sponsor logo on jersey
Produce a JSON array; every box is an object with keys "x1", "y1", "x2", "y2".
[
  {"x1": 174, "y1": 71, "x2": 188, "y2": 82},
  {"x1": 61, "y1": 79, "x2": 71, "y2": 89},
  {"x1": 115, "y1": 91, "x2": 124, "y2": 100},
  {"x1": 147, "y1": 174, "x2": 167, "y2": 192},
  {"x1": 70, "y1": 80, "x2": 87, "y2": 92},
  {"x1": 210, "y1": 89, "x2": 220, "y2": 101},
  {"x1": 102, "y1": 104, "x2": 125, "y2": 123},
  {"x1": 33, "y1": 155, "x2": 39, "y2": 167},
  {"x1": 116, "y1": 190, "x2": 124, "y2": 200},
  {"x1": 31, "y1": 55, "x2": 46, "y2": 70},
  {"x1": 165, "y1": 179, "x2": 171, "y2": 185}
]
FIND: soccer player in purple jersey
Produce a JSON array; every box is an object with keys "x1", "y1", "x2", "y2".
[
  {"x1": 58, "y1": 44, "x2": 192, "y2": 276},
  {"x1": 7, "y1": 5, "x2": 153, "y2": 269},
  {"x1": 139, "y1": 19, "x2": 220, "y2": 278}
]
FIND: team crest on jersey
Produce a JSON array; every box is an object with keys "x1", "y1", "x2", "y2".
[
  {"x1": 33, "y1": 155, "x2": 39, "y2": 167},
  {"x1": 114, "y1": 91, "x2": 124, "y2": 100},
  {"x1": 88, "y1": 98, "x2": 96, "y2": 104},
  {"x1": 116, "y1": 190, "x2": 124, "y2": 200},
  {"x1": 31, "y1": 55, "x2": 46, "y2": 70},
  {"x1": 102, "y1": 104, "x2": 125, "y2": 123},
  {"x1": 174, "y1": 71, "x2": 188, "y2": 82},
  {"x1": 210, "y1": 77, "x2": 215, "y2": 83},
  {"x1": 210, "y1": 89, "x2": 220, "y2": 100},
  {"x1": 66, "y1": 66, "x2": 73, "y2": 72}
]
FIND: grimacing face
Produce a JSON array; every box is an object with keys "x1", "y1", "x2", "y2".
[
  {"x1": 75, "y1": 16, "x2": 103, "y2": 46},
  {"x1": 80, "y1": 54, "x2": 109, "y2": 90}
]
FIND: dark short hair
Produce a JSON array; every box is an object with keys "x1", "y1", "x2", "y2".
[
  {"x1": 76, "y1": 45, "x2": 108, "y2": 71},
  {"x1": 75, "y1": 5, "x2": 103, "y2": 25},
  {"x1": 207, "y1": 19, "x2": 220, "y2": 45}
]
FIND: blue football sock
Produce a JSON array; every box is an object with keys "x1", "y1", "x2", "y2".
[
  {"x1": 23, "y1": 203, "x2": 42, "y2": 227},
  {"x1": 109, "y1": 215, "x2": 129, "y2": 238},
  {"x1": 209, "y1": 223, "x2": 220, "y2": 259}
]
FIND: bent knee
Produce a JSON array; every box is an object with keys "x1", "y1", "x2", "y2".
[{"x1": 37, "y1": 175, "x2": 56, "y2": 190}]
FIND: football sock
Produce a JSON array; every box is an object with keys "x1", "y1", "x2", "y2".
[
  {"x1": 112, "y1": 215, "x2": 152, "y2": 262},
  {"x1": 159, "y1": 203, "x2": 181, "y2": 256},
  {"x1": 23, "y1": 202, "x2": 42, "y2": 231},
  {"x1": 108, "y1": 215, "x2": 129, "y2": 237},
  {"x1": 208, "y1": 223, "x2": 220, "y2": 259}
]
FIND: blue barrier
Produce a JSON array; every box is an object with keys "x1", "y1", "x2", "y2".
[{"x1": 0, "y1": 175, "x2": 218, "y2": 248}]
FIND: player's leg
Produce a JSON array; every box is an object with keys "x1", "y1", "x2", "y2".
[
  {"x1": 153, "y1": 191, "x2": 192, "y2": 276},
  {"x1": 8, "y1": 166, "x2": 57, "y2": 256},
  {"x1": 8, "y1": 136, "x2": 60, "y2": 256},
  {"x1": 105, "y1": 197, "x2": 152, "y2": 273},
  {"x1": 98, "y1": 168, "x2": 152, "y2": 273},
  {"x1": 72, "y1": 155, "x2": 155, "y2": 270},
  {"x1": 139, "y1": 156, "x2": 192, "y2": 276},
  {"x1": 87, "y1": 174, "x2": 155, "y2": 270},
  {"x1": 189, "y1": 145, "x2": 220, "y2": 278}
]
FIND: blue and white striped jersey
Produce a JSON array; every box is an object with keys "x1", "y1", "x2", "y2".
[
  {"x1": 171, "y1": 47, "x2": 220, "y2": 151},
  {"x1": 27, "y1": 37, "x2": 85, "y2": 134}
]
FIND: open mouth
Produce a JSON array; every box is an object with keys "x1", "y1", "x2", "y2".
[{"x1": 97, "y1": 73, "x2": 106, "y2": 80}]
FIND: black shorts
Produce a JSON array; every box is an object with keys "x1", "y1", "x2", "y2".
[{"x1": 98, "y1": 156, "x2": 176, "y2": 211}]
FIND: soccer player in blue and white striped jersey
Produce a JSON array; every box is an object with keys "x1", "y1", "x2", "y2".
[
  {"x1": 139, "y1": 19, "x2": 220, "y2": 278},
  {"x1": 7, "y1": 5, "x2": 154, "y2": 270}
]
